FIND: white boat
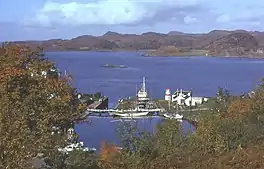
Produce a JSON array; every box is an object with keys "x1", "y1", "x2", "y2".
[
  {"x1": 174, "y1": 113, "x2": 184, "y2": 119},
  {"x1": 163, "y1": 113, "x2": 183, "y2": 120},
  {"x1": 58, "y1": 142, "x2": 96, "y2": 154},
  {"x1": 163, "y1": 113, "x2": 171, "y2": 118},
  {"x1": 137, "y1": 77, "x2": 150, "y2": 102},
  {"x1": 177, "y1": 119, "x2": 183, "y2": 122},
  {"x1": 110, "y1": 111, "x2": 149, "y2": 117}
]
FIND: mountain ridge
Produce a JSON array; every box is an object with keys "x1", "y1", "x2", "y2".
[{"x1": 6, "y1": 29, "x2": 264, "y2": 57}]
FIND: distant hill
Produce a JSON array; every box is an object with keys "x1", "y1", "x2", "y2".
[
  {"x1": 205, "y1": 32, "x2": 261, "y2": 57},
  {"x1": 103, "y1": 31, "x2": 123, "y2": 36},
  {"x1": 6, "y1": 29, "x2": 264, "y2": 57},
  {"x1": 167, "y1": 31, "x2": 186, "y2": 36}
]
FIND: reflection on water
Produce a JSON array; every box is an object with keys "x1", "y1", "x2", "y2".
[{"x1": 75, "y1": 116, "x2": 195, "y2": 149}]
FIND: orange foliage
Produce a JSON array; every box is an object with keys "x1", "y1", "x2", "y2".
[
  {"x1": 100, "y1": 141, "x2": 120, "y2": 163},
  {"x1": 226, "y1": 97, "x2": 252, "y2": 118},
  {"x1": 0, "y1": 67, "x2": 25, "y2": 81},
  {"x1": 214, "y1": 144, "x2": 264, "y2": 169}
]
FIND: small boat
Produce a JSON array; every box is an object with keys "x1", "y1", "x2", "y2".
[
  {"x1": 163, "y1": 113, "x2": 183, "y2": 121},
  {"x1": 101, "y1": 64, "x2": 127, "y2": 68},
  {"x1": 174, "y1": 113, "x2": 184, "y2": 119},
  {"x1": 58, "y1": 142, "x2": 96, "y2": 154},
  {"x1": 163, "y1": 113, "x2": 171, "y2": 118}
]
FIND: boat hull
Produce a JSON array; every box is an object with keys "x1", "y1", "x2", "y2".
[
  {"x1": 110, "y1": 111, "x2": 149, "y2": 117},
  {"x1": 163, "y1": 113, "x2": 183, "y2": 120}
]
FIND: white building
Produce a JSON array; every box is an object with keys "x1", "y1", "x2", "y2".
[
  {"x1": 172, "y1": 89, "x2": 190, "y2": 105},
  {"x1": 172, "y1": 89, "x2": 208, "y2": 107},
  {"x1": 185, "y1": 97, "x2": 204, "y2": 106}
]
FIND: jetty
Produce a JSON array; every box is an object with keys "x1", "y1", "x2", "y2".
[
  {"x1": 85, "y1": 77, "x2": 166, "y2": 117},
  {"x1": 81, "y1": 76, "x2": 212, "y2": 122}
]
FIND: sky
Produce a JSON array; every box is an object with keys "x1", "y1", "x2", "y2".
[{"x1": 1, "y1": 0, "x2": 264, "y2": 41}]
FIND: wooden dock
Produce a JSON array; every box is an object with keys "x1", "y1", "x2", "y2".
[{"x1": 87, "y1": 96, "x2": 108, "y2": 109}]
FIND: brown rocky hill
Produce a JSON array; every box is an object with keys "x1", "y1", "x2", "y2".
[
  {"x1": 252, "y1": 31, "x2": 264, "y2": 48},
  {"x1": 204, "y1": 32, "x2": 261, "y2": 56},
  {"x1": 194, "y1": 30, "x2": 231, "y2": 49},
  {"x1": 7, "y1": 30, "x2": 264, "y2": 56}
]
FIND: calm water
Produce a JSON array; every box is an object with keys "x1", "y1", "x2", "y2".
[{"x1": 46, "y1": 51, "x2": 264, "y2": 149}]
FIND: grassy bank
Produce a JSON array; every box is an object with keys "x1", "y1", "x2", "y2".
[{"x1": 143, "y1": 49, "x2": 209, "y2": 57}]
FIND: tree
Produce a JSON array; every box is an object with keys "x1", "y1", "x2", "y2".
[
  {"x1": 100, "y1": 141, "x2": 120, "y2": 168},
  {"x1": 216, "y1": 87, "x2": 232, "y2": 112},
  {"x1": 94, "y1": 92, "x2": 102, "y2": 100},
  {"x1": 106, "y1": 84, "x2": 264, "y2": 169},
  {"x1": 65, "y1": 150, "x2": 99, "y2": 169},
  {"x1": 225, "y1": 97, "x2": 252, "y2": 119},
  {"x1": 0, "y1": 45, "x2": 85, "y2": 169}
]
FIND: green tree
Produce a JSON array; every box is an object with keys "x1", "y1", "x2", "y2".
[
  {"x1": 93, "y1": 92, "x2": 102, "y2": 100},
  {"x1": 65, "y1": 150, "x2": 99, "y2": 169},
  {"x1": 216, "y1": 87, "x2": 232, "y2": 112}
]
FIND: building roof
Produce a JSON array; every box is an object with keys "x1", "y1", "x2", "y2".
[{"x1": 173, "y1": 90, "x2": 190, "y2": 95}]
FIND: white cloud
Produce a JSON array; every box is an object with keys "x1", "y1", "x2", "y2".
[
  {"x1": 5, "y1": 0, "x2": 264, "y2": 41},
  {"x1": 26, "y1": 0, "x2": 205, "y2": 26},
  {"x1": 184, "y1": 16, "x2": 199, "y2": 24}
]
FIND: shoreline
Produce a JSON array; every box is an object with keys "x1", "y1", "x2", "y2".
[
  {"x1": 45, "y1": 49, "x2": 264, "y2": 59},
  {"x1": 143, "y1": 54, "x2": 264, "y2": 59}
]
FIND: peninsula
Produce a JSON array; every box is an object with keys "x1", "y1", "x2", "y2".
[{"x1": 6, "y1": 29, "x2": 264, "y2": 57}]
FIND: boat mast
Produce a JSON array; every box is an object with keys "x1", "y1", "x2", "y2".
[
  {"x1": 176, "y1": 89, "x2": 179, "y2": 114},
  {"x1": 142, "y1": 76, "x2": 146, "y2": 92},
  {"x1": 135, "y1": 84, "x2": 138, "y2": 110},
  {"x1": 136, "y1": 84, "x2": 137, "y2": 98}
]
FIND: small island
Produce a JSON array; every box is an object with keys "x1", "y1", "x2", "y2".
[{"x1": 101, "y1": 64, "x2": 127, "y2": 68}]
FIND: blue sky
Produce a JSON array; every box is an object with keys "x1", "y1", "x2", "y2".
[{"x1": 1, "y1": 0, "x2": 264, "y2": 41}]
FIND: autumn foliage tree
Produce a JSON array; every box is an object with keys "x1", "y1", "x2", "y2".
[
  {"x1": 100, "y1": 142, "x2": 120, "y2": 165},
  {"x1": 100, "y1": 83, "x2": 264, "y2": 169},
  {"x1": 226, "y1": 97, "x2": 252, "y2": 118},
  {"x1": 0, "y1": 45, "x2": 85, "y2": 169}
]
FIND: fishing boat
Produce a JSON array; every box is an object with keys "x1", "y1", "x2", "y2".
[{"x1": 111, "y1": 77, "x2": 152, "y2": 117}]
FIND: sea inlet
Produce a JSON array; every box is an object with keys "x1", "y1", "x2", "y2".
[{"x1": 47, "y1": 51, "x2": 264, "y2": 149}]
